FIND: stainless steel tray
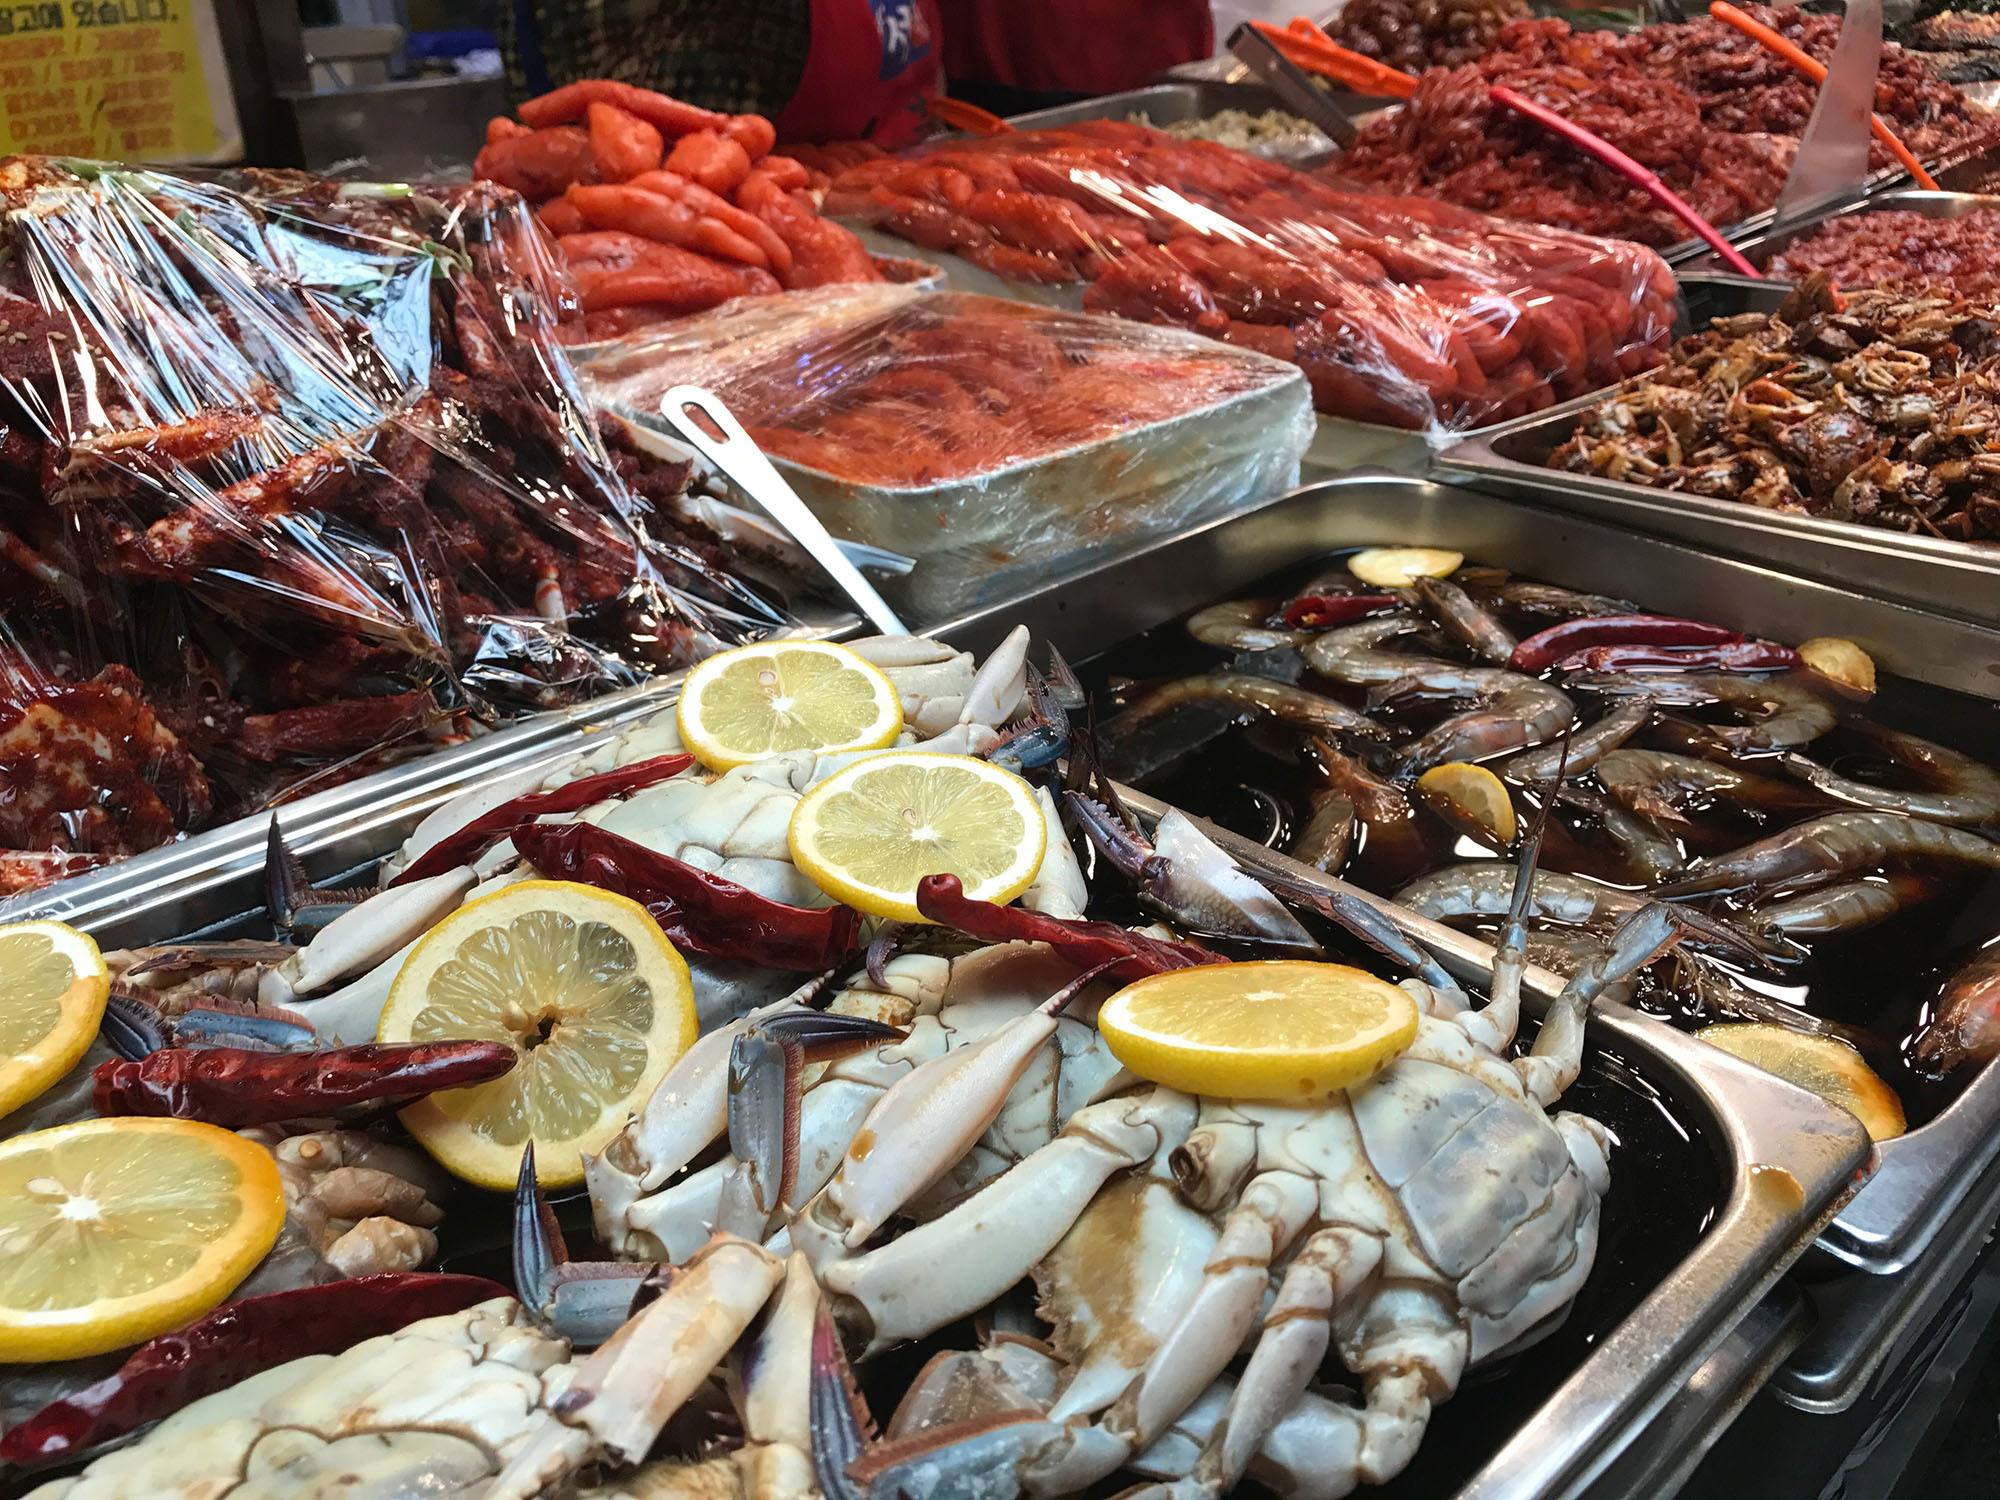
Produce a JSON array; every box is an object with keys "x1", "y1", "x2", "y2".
[
  {"x1": 1434, "y1": 281, "x2": 2000, "y2": 629},
  {"x1": 1679, "y1": 188, "x2": 2000, "y2": 277},
  {"x1": 9, "y1": 629, "x2": 1868, "y2": 1500},
  {"x1": 1004, "y1": 79, "x2": 1358, "y2": 163}
]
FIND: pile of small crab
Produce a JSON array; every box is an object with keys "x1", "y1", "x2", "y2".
[
  {"x1": 1550, "y1": 274, "x2": 2000, "y2": 541},
  {"x1": 0, "y1": 623, "x2": 1693, "y2": 1500}
]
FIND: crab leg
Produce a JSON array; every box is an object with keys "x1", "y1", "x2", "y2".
[
  {"x1": 261, "y1": 866, "x2": 475, "y2": 1002},
  {"x1": 1188, "y1": 1224, "x2": 1385, "y2": 1497},
  {"x1": 790, "y1": 966, "x2": 1113, "y2": 1272},
  {"x1": 1516, "y1": 903, "x2": 1684, "y2": 1105},
  {"x1": 487, "y1": 1234, "x2": 788, "y2": 1500},
  {"x1": 816, "y1": 1087, "x2": 1198, "y2": 1354}
]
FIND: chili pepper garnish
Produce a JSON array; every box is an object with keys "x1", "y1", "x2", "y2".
[
  {"x1": 512, "y1": 821, "x2": 861, "y2": 970},
  {"x1": 391, "y1": 752, "x2": 693, "y2": 887},
  {"x1": 0, "y1": 1273, "x2": 508, "y2": 1467},
  {"x1": 1509, "y1": 614, "x2": 1740, "y2": 672},
  {"x1": 1280, "y1": 593, "x2": 1399, "y2": 629},
  {"x1": 91, "y1": 1040, "x2": 517, "y2": 1128},
  {"x1": 915, "y1": 873, "x2": 1221, "y2": 979},
  {"x1": 1554, "y1": 641, "x2": 1802, "y2": 674}
]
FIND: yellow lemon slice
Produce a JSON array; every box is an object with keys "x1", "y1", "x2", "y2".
[
  {"x1": 0, "y1": 920, "x2": 110, "y2": 1118},
  {"x1": 1098, "y1": 960, "x2": 1420, "y2": 1101},
  {"x1": 378, "y1": 880, "x2": 697, "y2": 1189},
  {"x1": 1347, "y1": 547, "x2": 1464, "y2": 588},
  {"x1": 1696, "y1": 1023, "x2": 1906, "y2": 1142},
  {"x1": 0, "y1": 1117, "x2": 283, "y2": 1361},
  {"x1": 678, "y1": 640, "x2": 903, "y2": 772},
  {"x1": 788, "y1": 751, "x2": 1046, "y2": 922},
  {"x1": 1417, "y1": 762, "x2": 1518, "y2": 847},
  {"x1": 1797, "y1": 637, "x2": 1876, "y2": 697}
]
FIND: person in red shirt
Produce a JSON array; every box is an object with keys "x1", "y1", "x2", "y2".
[{"x1": 936, "y1": 0, "x2": 1215, "y2": 113}]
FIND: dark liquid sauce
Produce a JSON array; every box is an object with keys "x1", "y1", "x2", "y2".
[{"x1": 1081, "y1": 549, "x2": 2000, "y2": 1134}]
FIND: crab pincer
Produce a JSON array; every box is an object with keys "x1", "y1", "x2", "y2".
[
  {"x1": 0, "y1": 1272, "x2": 508, "y2": 1467},
  {"x1": 91, "y1": 1040, "x2": 517, "y2": 1128}
]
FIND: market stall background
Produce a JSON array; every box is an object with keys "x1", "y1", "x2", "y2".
[{"x1": 0, "y1": 2, "x2": 1998, "y2": 1498}]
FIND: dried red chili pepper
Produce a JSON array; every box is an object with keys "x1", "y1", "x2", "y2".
[
  {"x1": 915, "y1": 873, "x2": 1220, "y2": 979},
  {"x1": 91, "y1": 1040, "x2": 516, "y2": 1127},
  {"x1": 1553, "y1": 641, "x2": 1802, "y2": 673},
  {"x1": 390, "y1": 751, "x2": 693, "y2": 887},
  {"x1": 512, "y1": 821, "x2": 861, "y2": 970},
  {"x1": 0, "y1": 1272, "x2": 508, "y2": 1467},
  {"x1": 1509, "y1": 614, "x2": 1740, "y2": 672},
  {"x1": 1280, "y1": 593, "x2": 1400, "y2": 629}
]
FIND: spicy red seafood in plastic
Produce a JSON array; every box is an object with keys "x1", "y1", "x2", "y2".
[
  {"x1": 820, "y1": 119, "x2": 1678, "y2": 432},
  {"x1": 0, "y1": 159, "x2": 793, "y2": 895}
]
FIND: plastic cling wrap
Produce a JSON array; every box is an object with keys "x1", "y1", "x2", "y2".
[
  {"x1": 582, "y1": 285, "x2": 1314, "y2": 616},
  {"x1": 821, "y1": 120, "x2": 1677, "y2": 433},
  {"x1": 0, "y1": 160, "x2": 792, "y2": 895}
]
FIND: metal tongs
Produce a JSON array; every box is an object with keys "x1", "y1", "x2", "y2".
[
  {"x1": 654, "y1": 385, "x2": 908, "y2": 635},
  {"x1": 1225, "y1": 22, "x2": 1363, "y2": 146}
]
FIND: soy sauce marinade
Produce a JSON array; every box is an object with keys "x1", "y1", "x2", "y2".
[{"x1": 1079, "y1": 550, "x2": 2000, "y2": 1131}]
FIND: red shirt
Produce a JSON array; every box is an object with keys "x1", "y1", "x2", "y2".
[
  {"x1": 937, "y1": 0, "x2": 1214, "y2": 95},
  {"x1": 774, "y1": 0, "x2": 946, "y2": 146}
]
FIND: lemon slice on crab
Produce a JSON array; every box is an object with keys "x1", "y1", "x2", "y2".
[
  {"x1": 0, "y1": 919, "x2": 110, "y2": 1118},
  {"x1": 678, "y1": 640, "x2": 903, "y2": 772},
  {"x1": 1097, "y1": 961, "x2": 1419, "y2": 1101},
  {"x1": 0, "y1": 1117, "x2": 284, "y2": 1361},
  {"x1": 1695, "y1": 1023, "x2": 1906, "y2": 1142},
  {"x1": 788, "y1": 751, "x2": 1046, "y2": 922},
  {"x1": 378, "y1": 880, "x2": 697, "y2": 1189}
]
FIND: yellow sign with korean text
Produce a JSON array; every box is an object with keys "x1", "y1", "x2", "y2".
[{"x1": 0, "y1": 0, "x2": 240, "y2": 163}]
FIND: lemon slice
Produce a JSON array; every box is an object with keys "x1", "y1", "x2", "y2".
[
  {"x1": 1797, "y1": 637, "x2": 1876, "y2": 697},
  {"x1": 678, "y1": 640, "x2": 903, "y2": 772},
  {"x1": 0, "y1": 920, "x2": 110, "y2": 1118},
  {"x1": 788, "y1": 751, "x2": 1046, "y2": 922},
  {"x1": 1417, "y1": 762, "x2": 1517, "y2": 846},
  {"x1": 0, "y1": 1117, "x2": 283, "y2": 1361},
  {"x1": 1098, "y1": 960, "x2": 1419, "y2": 1101},
  {"x1": 1696, "y1": 1023, "x2": 1906, "y2": 1142},
  {"x1": 1348, "y1": 547, "x2": 1463, "y2": 588},
  {"x1": 378, "y1": 880, "x2": 697, "y2": 1189}
]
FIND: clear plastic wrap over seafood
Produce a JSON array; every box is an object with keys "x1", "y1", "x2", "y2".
[
  {"x1": 0, "y1": 160, "x2": 795, "y2": 895},
  {"x1": 581, "y1": 285, "x2": 1314, "y2": 614},
  {"x1": 819, "y1": 120, "x2": 1679, "y2": 433}
]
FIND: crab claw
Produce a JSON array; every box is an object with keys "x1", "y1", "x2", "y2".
[
  {"x1": 811, "y1": 1303, "x2": 876, "y2": 1500},
  {"x1": 487, "y1": 1234, "x2": 788, "y2": 1499},
  {"x1": 513, "y1": 1143, "x2": 652, "y2": 1349},
  {"x1": 989, "y1": 664, "x2": 1073, "y2": 775},
  {"x1": 1250, "y1": 869, "x2": 1462, "y2": 1002},
  {"x1": 99, "y1": 992, "x2": 171, "y2": 1060},
  {"x1": 725, "y1": 1009, "x2": 907, "y2": 1230},
  {"x1": 264, "y1": 818, "x2": 371, "y2": 938}
]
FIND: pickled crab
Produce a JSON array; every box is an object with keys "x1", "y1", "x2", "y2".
[
  {"x1": 21, "y1": 1236, "x2": 828, "y2": 1500},
  {"x1": 233, "y1": 626, "x2": 1049, "y2": 1040},
  {"x1": 787, "y1": 860, "x2": 1683, "y2": 1498}
]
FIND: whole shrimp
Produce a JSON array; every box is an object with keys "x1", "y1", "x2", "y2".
[
  {"x1": 1184, "y1": 599, "x2": 1312, "y2": 653},
  {"x1": 1413, "y1": 575, "x2": 1516, "y2": 665},
  {"x1": 1499, "y1": 699, "x2": 1652, "y2": 783},
  {"x1": 1657, "y1": 812, "x2": 2000, "y2": 897},
  {"x1": 1570, "y1": 672, "x2": 1835, "y2": 750},
  {"x1": 1110, "y1": 673, "x2": 1386, "y2": 743},
  {"x1": 1911, "y1": 944, "x2": 2000, "y2": 1074},
  {"x1": 1368, "y1": 663, "x2": 1575, "y2": 771},
  {"x1": 1307, "y1": 735, "x2": 1426, "y2": 883},
  {"x1": 1782, "y1": 722, "x2": 2000, "y2": 828},
  {"x1": 1594, "y1": 749, "x2": 1825, "y2": 835}
]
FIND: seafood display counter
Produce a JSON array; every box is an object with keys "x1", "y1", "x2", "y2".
[{"x1": 0, "y1": 479, "x2": 1871, "y2": 1500}]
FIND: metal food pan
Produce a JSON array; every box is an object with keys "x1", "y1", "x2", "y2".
[
  {"x1": 598, "y1": 357, "x2": 1312, "y2": 624},
  {"x1": 1435, "y1": 282, "x2": 2000, "y2": 630},
  {"x1": 5, "y1": 634, "x2": 1865, "y2": 1500},
  {"x1": 1678, "y1": 188, "x2": 2000, "y2": 277},
  {"x1": 928, "y1": 467, "x2": 1988, "y2": 1274}
]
